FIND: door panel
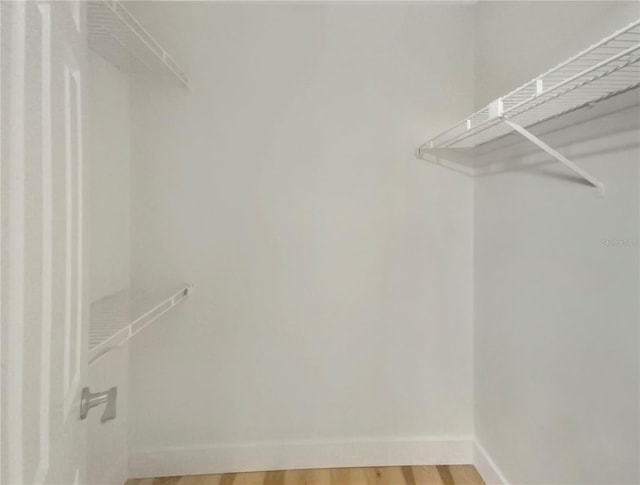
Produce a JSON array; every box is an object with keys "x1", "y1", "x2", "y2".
[{"x1": 1, "y1": 2, "x2": 87, "y2": 484}]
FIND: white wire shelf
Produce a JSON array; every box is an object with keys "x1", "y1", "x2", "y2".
[
  {"x1": 89, "y1": 283, "x2": 193, "y2": 364},
  {"x1": 420, "y1": 19, "x2": 640, "y2": 150},
  {"x1": 87, "y1": 0, "x2": 190, "y2": 88}
]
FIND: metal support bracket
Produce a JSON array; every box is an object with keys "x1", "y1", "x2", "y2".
[{"x1": 502, "y1": 118, "x2": 605, "y2": 196}]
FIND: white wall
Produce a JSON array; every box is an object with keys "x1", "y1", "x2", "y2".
[
  {"x1": 474, "y1": 3, "x2": 640, "y2": 484},
  {"x1": 88, "y1": 52, "x2": 131, "y2": 302},
  {"x1": 127, "y1": 3, "x2": 475, "y2": 475},
  {"x1": 87, "y1": 51, "x2": 131, "y2": 485},
  {"x1": 111, "y1": 2, "x2": 640, "y2": 481}
]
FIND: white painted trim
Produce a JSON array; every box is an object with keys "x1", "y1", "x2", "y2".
[
  {"x1": 8, "y1": 3, "x2": 26, "y2": 483},
  {"x1": 63, "y1": 58, "x2": 82, "y2": 420},
  {"x1": 63, "y1": 62, "x2": 73, "y2": 400},
  {"x1": 73, "y1": 66, "x2": 83, "y2": 410},
  {"x1": 129, "y1": 437, "x2": 474, "y2": 479},
  {"x1": 0, "y1": 2, "x2": 4, "y2": 483},
  {"x1": 473, "y1": 440, "x2": 509, "y2": 485},
  {"x1": 34, "y1": 4, "x2": 52, "y2": 483}
]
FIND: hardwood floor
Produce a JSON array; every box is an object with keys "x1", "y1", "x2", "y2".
[{"x1": 126, "y1": 465, "x2": 485, "y2": 485}]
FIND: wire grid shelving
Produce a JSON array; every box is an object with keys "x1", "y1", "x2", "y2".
[
  {"x1": 421, "y1": 19, "x2": 640, "y2": 150},
  {"x1": 87, "y1": 0, "x2": 189, "y2": 88},
  {"x1": 89, "y1": 284, "x2": 193, "y2": 364}
]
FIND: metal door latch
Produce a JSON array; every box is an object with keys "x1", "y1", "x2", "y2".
[{"x1": 80, "y1": 386, "x2": 117, "y2": 423}]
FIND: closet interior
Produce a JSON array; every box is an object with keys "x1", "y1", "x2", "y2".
[
  {"x1": 87, "y1": 2, "x2": 640, "y2": 484},
  {"x1": 1, "y1": 1, "x2": 638, "y2": 485}
]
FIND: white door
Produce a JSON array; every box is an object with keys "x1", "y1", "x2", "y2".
[{"x1": 1, "y1": 1, "x2": 88, "y2": 484}]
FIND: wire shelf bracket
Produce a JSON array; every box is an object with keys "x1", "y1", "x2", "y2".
[
  {"x1": 87, "y1": 0, "x2": 190, "y2": 89},
  {"x1": 502, "y1": 118, "x2": 605, "y2": 196},
  {"x1": 417, "y1": 18, "x2": 640, "y2": 195},
  {"x1": 89, "y1": 284, "x2": 194, "y2": 365}
]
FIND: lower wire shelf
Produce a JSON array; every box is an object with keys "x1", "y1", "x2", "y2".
[{"x1": 89, "y1": 283, "x2": 193, "y2": 364}]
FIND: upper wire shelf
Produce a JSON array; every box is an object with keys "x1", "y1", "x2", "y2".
[
  {"x1": 421, "y1": 18, "x2": 640, "y2": 150},
  {"x1": 89, "y1": 283, "x2": 193, "y2": 365},
  {"x1": 87, "y1": 0, "x2": 190, "y2": 88}
]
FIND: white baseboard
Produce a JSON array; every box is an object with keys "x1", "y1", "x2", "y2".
[
  {"x1": 129, "y1": 437, "x2": 474, "y2": 479},
  {"x1": 473, "y1": 440, "x2": 508, "y2": 485}
]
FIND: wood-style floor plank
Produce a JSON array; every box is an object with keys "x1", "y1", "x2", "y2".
[
  {"x1": 126, "y1": 466, "x2": 485, "y2": 485},
  {"x1": 447, "y1": 466, "x2": 484, "y2": 485},
  {"x1": 232, "y1": 471, "x2": 267, "y2": 485},
  {"x1": 435, "y1": 466, "x2": 454, "y2": 485},
  {"x1": 177, "y1": 475, "x2": 223, "y2": 485},
  {"x1": 410, "y1": 466, "x2": 445, "y2": 484},
  {"x1": 287, "y1": 468, "x2": 333, "y2": 485}
]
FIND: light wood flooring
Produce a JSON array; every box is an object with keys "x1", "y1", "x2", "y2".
[{"x1": 126, "y1": 465, "x2": 485, "y2": 485}]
